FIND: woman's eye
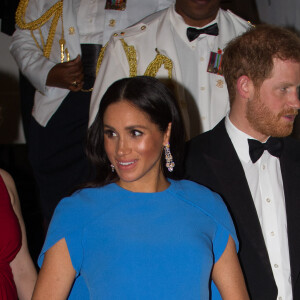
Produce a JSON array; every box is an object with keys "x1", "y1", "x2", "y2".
[
  {"x1": 104, "y1": 130, "x2": 117, "y2": 138},
  {"x1": 131, "y1": 130, "x2": 143, "y2": 137}
]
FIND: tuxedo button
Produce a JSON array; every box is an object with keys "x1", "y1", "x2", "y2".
[
  {"x1": 262, "y1": 164, "x2": 266, "y2": 170},
  {"x1": 200, "y1": 57, "x2": 204, "y2": 62},
  {"x1": 266, "y1": 198, "x2": 271, "y2": 203},
  {"x1": 274, "y1": 264, "x2": 279, "y2": 268},
  {"x1": 271, "y1": 231, "x2": 275, "y2": 236}
]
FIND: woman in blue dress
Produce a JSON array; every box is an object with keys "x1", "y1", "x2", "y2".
[{"x1": 32, "y1": 76, "x2": 249, "y2": 299}]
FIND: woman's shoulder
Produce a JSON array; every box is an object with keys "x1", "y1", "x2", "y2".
[
  {"x1": 0, "y1": 168, "x2": 18, "y2": 206},
  {"x1": 51, "y1": 184, "x2": 119, "y2": 226},
  {"x1": 173, "y1": 179, "x2": 218, "y2": 199},
  {"x1": 173, "y1": 179, "x2": 229, "y2": 221}
]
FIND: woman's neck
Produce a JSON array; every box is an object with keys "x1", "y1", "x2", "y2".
[{"x1": 117, "y1": 172, "x2": 170, "y2": 193}]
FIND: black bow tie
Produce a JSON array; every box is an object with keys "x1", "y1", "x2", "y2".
[
  {"x1": 186, "y1": 23, "x2": 219, "y2": 42},
  {"x1": 248, "y1": 137, "x2": 283, "y2": 163}
]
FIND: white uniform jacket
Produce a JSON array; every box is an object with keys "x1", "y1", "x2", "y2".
[
  {"x1": 10, "y1": 0, "x2": 174, "y2": 127},
  {"x1": 89, "y1": 6, "x2": 251, "y2": 136}
]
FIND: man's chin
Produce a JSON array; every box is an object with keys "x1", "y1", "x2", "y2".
[{"x1": 270, "y1": 125, "x2": 294, "y2": 137}]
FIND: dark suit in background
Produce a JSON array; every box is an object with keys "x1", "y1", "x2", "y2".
[{"x1": 184, "y1": 119, "x2": 300, "y2": 299}]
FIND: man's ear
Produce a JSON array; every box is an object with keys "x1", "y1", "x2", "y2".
[{"x1": 236, "y1": 75, "x2": 254, "y2": 99}]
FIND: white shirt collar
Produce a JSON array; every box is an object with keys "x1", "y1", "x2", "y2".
[
  {"x1": 169, "y1": 4, "x2": 220, "y2": 48},
  {"x1": 225, "y1": 114, "x2": 259, "y2": 163}
]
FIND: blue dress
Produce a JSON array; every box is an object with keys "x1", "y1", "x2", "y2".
[{"x1": 38, "y1": 179, "x2": 238, "y2": 299}]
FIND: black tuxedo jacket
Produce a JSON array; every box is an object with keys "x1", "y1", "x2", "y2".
[{"x1": 184, "y1": 119, "x2": 300, "y2": 299}]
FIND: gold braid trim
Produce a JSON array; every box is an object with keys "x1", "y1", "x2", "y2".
[
  {"x1": 120, "y1": 39, "x2": 137, "y2": 77},
  {"x1": 144, "y1": 48, "x2": 173, "y2": 78},
  {"x1": 15, "y1": 0, "x2": 63, "y2": 59},
  {"x1": 96, "y1": 43, "x2": 108, "y2": 76}
]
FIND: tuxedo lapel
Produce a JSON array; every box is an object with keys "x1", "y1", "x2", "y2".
[
  {"x1": 280, "y1": 138, "x2": 300, "y2": 289},
  {"x1": 203, "y1": 121, "x2": 273, "y2": 269}
]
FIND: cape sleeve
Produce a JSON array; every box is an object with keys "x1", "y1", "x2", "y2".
[
  {"x1": 211, "y1": 192, "x2": 239, "y2": 263},
  {"x1": 37, "y1": 194, "x2": 85, "y2": 277}
]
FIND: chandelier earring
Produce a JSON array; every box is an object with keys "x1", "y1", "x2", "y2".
[
  {"x1": 164, "y1": 143, "x2": 175, "y2": 172},
  {"x1": 110, "y1": 164, "x2": 115, "y2": 172}
]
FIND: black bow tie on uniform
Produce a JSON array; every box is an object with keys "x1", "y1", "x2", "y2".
[
  {"x1": 248, "y1": 137, "x2": 283, "y2": 163},
  {"x1": 186, "y1": 23, "x2": 219, "y2": 42}
]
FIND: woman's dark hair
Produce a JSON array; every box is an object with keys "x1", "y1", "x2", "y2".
[{"x1": 86, "y1": 76, "x2": 185, "y2": 187}]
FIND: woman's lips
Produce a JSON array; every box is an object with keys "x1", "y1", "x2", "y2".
[{"x1": 116, "y1": 159, "x2": 137, "y2": 169}]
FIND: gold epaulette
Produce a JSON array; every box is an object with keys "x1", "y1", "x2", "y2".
[
  {"x1": 96, "y1": 43, "x2": 108, "y2": 76},
  {"x1": 96, "y1": 39, "x2": 173, "y2": 79},
  {"x1": 96, "y1": 39, "x2": 138, "y2": 77},
  {"x1": 120, "y1": 39, "x2": 137, "y2": 77},
  {"x1": 144, "y1": 48, "x2": 173, "y2": 79},
  {"x1": 15, "y1": 0, "x2": 63, "y2": 59}
]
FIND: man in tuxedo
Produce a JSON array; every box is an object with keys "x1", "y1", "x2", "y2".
[{"x1": 185, "y1": 24, "x2": 300, "y2": 300}]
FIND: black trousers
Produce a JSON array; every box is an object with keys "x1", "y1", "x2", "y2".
[{"x1": 28, "y1": 91, "x2": 92, "y2": 225}]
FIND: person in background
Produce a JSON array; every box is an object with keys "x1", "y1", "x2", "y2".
[
  {"x1": 185, "y1": 24, "x2": 300, "y2": 299},
  {"x1": 9, "y1": 0, "x2": 174, "y2": 226},
  {"x1": 0, "y1": 168, "x2": 37, "y2": 299},
  {"x1": 89, "y1": 0, "x2": 252, "y2": 138},
  {"x1": 255, "y1": 0, "x2": 300, "y2": 32},
  {"x1": 32, "y1": 76, "x2": 249, "y2": 299}
]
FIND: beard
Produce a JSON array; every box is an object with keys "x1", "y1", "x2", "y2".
[{"x1": 246, "y1": 93, "x2": 298, "y2": 138}]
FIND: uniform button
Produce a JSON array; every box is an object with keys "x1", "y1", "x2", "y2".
[
  {"x1": 200, "y1": 86, "x2": 205, "y2": 91},
  {"x1": 113, "y1": 33, "x2": 118, "y2": 37},
  {"x1": 68, "y1": 27, "x2": 75, "y2": 35},
  {"x1": 109, "y1": 19, "x2": 116, "y2": 27},
  {"x1": 141, "y1": 25, "x2": 146, "y2": 30},
  {"x1": 274, "y1": 264, "x2": 279, "y2": 268},
  {"x1": 200, "y1": 57, "x2": 204, "y2": 61},
  {"x1": 266, "y1": 198, "x2": 271, "y2": 203}
]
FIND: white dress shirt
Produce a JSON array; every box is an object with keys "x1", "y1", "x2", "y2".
[
  {"x1": 170, "y1": 6, "x2": 227, "y2": 135},
  {"x1": 225, "y1": 115, "x2": 292, "y2": 300}
]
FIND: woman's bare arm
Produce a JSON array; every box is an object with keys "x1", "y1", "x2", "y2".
[
  {"x1": 212, "y1": 235, "x2": 249, "y2": 300},
  {"x1": 1, "y1": 169, "x2": 38, "y2": 300},
  {"x1": 32, "y1": 238, "x2": 76, "y2": 300}
]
